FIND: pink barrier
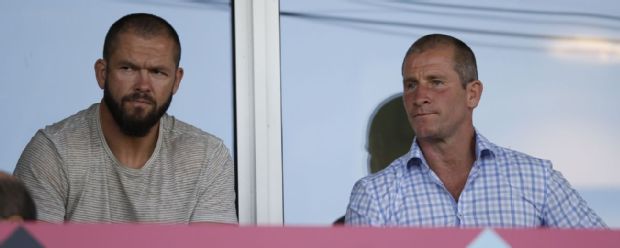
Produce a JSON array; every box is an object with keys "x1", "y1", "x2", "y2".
[{"x1": 0, "y1": 223, "x2": 618, "y2": 248}]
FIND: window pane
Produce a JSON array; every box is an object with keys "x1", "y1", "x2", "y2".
[
  {"x1": 0, "y1": 1, "x2": 233, "y2": 172},
  {"x1": 281, "y1": 0, "x2": 620, "y2": 226}
]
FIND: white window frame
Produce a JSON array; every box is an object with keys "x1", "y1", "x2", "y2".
[{"x1": 234, "y1": 0, "x2": 284, "y2": 225}]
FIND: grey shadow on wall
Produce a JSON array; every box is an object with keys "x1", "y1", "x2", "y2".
[
  {"x1": 333, "y1": 93, "x2": 415, "y2": 225},
  {"x1": 366, "y1": 93, "x2": 415, "y2": 174}
]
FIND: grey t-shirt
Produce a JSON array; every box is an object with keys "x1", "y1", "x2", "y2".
[{"x1": 14, "y1": 104, "x2": 237, "y2": 224}]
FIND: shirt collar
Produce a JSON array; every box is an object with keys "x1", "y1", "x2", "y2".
[
  {"x1": 474, "y1": 131, "x2": 495, "y2": 160},
  {"x1": 406, "y1": 129, "x2": 496, "y2": 169}
]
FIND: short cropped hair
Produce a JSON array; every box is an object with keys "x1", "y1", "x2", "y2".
[
  {"x1": 0, "y1": 173, "x2": 37, "y2": 221},
  {"x1": 103, "y1": 13, "x2": 181, "y2": 67},
  {"x1": 402, "y1": 34, "x2": 478, "y2": 87}
]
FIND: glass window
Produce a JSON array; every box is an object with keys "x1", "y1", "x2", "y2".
[
  {"x1": 0, "y1": 1, "x2": 234, "y2": 173},
  {"x1": 281, "y1": 0, "x2": 620, "y2": 226}
]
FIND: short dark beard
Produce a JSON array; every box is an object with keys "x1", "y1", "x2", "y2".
[{"x1": 103, "y1": 80, "x2": 173, "y2": 137}]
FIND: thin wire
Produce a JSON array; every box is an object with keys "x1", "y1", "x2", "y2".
[
  {"x1": 281, "y1": 11, "x2": 620, "y2": 43},
  {"x1": 385, "y1": 0, "x2": 620, "y2": 22}
]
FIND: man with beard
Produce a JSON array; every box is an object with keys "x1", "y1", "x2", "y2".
[{"x1": 13, "y1": 13, "x2": 237, "y2": 224}]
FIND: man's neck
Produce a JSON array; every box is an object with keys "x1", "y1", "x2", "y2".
[
  {"x1": 99, "y1": 103, "x2": 159, "y2": 169},
  {"x1": 418, "y1": 132, "x2": 476, "y2": 169},
  {"x1": 417, "y1": 126, "x2": 476, "y2": 201}
]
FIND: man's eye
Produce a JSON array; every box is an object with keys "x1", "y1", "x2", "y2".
[
  {"x1": 120, "y1": 66, "x2": 132, "y2": 71},
  {"x1": 432, "y1": 80, "x2": 443, "y2": 85},
  {"x1": 152, "y1": 70, "x2": 167, "y2": 77},
  {"x1": 405, "y1": 82, "x2": 416, "y2": 89}
]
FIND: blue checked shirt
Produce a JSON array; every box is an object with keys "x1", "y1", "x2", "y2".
[{"x1": 345, "y1": 132, "x2": 606, "y2": 228}]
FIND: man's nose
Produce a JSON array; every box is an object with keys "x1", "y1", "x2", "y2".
[
  {"x1": 134, "y1": 70, "x2": 152, "y2": 92},
  {"x1": 412, "y1": 85, "x2": 431, "y2": 106}
]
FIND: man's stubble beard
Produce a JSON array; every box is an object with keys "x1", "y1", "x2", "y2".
[{"x1": 102, "y1": 79, "x2": 173, "y2": 137}]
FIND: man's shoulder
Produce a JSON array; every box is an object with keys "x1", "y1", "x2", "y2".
[
  {"x1": 38, "y1": 104, "x2": 97, "y2": 141},
  {"x1": 491, "y1": 144, "x2": 550, "y2": 167},
  {"x1": 485, "y1": 141, "x2": 552, "y2": 180},
  {"x1": 160, "y1": 114, "x2": 226, "y2": 149},
  {"x1": 356, "y1": 156, "x2": 408, "y2": 188},
  {"x1": 482, "y1": 138, "x2": 555, "y2": 206}
]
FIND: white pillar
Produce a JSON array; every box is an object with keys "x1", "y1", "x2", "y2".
[{"x1": 234, "y1": 0, "x2": 283, "y2": 225}]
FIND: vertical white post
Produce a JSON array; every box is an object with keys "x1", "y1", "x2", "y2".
[{"x1": 234, "y1": 0, "x2": 283, "y2": 225}]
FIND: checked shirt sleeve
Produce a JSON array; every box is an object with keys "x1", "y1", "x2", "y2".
[
  {"x1": 542, "y1": 165, "x2": 607, "y2": 228},
  {"x1": 345, "y1": 179, "x2": 386, "y2": 226}
]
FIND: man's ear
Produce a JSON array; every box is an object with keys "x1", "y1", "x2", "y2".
[
  {"x1": 95, "y1": 59, "x2": 107, "y2": 90},
  {"x1": 172, "y1": 67, "x2": 184, "y2": 95},
  {"x1": 466, "y1": 80, "x2": 483, "y2": 109}
]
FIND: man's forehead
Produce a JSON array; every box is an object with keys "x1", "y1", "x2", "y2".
[
  {"x1": 405, "y1": 50, "x2": 454, "y2": 71},
  {"x1": 408, "y1": 45, "x2": 454, "y2": 61},
  {"x1": 109, "y1": 34, "x2": 176, "y2": 63},
  {"x1": 111, "y1": 30, "x2": 175, "y2": 52}
]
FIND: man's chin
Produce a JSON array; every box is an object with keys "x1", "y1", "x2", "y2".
[
  {"x1": 412, "y1": 128, "x2": 439, "y2": 140},
  {"x1": 118, "y1": 117, "x2": 159, "y2": 137}
]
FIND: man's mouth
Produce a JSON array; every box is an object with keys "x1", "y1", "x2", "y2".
[
  {"x1": 414, "y1": 112, "x2": 434, "y2": 117},
  {"x1": 131, "y1": 98, "x2": 153, "y2": 104},
  {"x1": 124, "y1": 93, "x2": 155, "y2": 105}
]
